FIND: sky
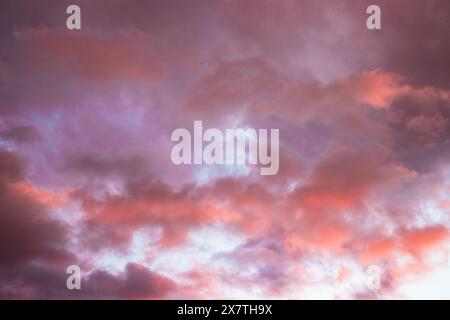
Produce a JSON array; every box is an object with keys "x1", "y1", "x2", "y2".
[{"x1": 0, "y1": 0, "x2": 449, "y2": 299}]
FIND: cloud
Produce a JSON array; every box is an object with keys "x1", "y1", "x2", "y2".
[
  {"x1": 358, "y1": 226, "x2": 449, "y2": 265},
  {"x1": 0, "y1": 0, "x2": 449, "y2": 299},
  {"x1": 0, "y1": 149, "x2": 70, "y2": 266},
  {"x1": 82, "y1": 263, "x2": 177, "y2": 299},
  {"x1": 77, "y1": 180, "x2": 220, "y2": 248},
  {"x1": 0, "y1": 125, "x2": 40, "y2": 144},
  {"x1": 0, "y1": 28, "x2": 163, "y2": 115},
  {"x1": 13, "y1": 29, "x2": 163, "y2": 82}
]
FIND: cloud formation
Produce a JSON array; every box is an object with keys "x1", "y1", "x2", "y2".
[{"x1": 0, "y1": 0, "x2": 449, "y2": 299}]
